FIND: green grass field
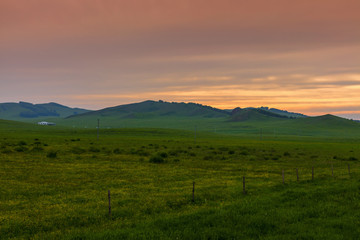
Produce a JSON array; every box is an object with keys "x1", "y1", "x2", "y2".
[{"x1": 0, "y1": 120, "x2": 359, "y2": 239}]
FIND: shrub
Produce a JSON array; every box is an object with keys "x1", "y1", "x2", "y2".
[
  {"x1": 149, "y1": 155, "x2": 164, "y2": 163},
  {"x1": 18, "y1": 141, "x2": 27, "y2": 146},
  {"x1": 159, "y1": 152, "x2": 168, "y2": 158},
  {"x1": 14, "y1": 146, "x2": 28, "y2": 152},
  {"x1": 348, "y1": 157, "x2": 358, "y2": 161},
  {"x1": 228, "y1": 150, "x2": 235, "y2": 155},
  {"x1": 168, "y1": 150, "x2": 178, "y2": 156},
  {"x1": 283, "y1": 152, "x2": 291, "y2": 157},
  {"x1": 47, "y1": 151, "x2": 57, "y2": 158},
  {"x1": 113, "y1": 148, "x2": 122, "y2": 154}
]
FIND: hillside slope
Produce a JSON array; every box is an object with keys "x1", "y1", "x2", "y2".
[
  {"x1": 230, "y1": 108, "x2": 289, "y2": 122},
  {"x1": 68, "y1": 100, "x2": 230, "y2": 119},
  {"x1": 0, "y1": 102, "x2": 89, "y2": 121}
]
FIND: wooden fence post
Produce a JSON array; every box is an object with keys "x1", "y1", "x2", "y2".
[
  {"x1": 108, "y1": 190, "x2": 111, "y2": 217},
  {"x1": 243, "y1": 176, "x2": 246, "y2": 195},
  {"x1": 296, "y1": 168, "x2": 299, "y2": 182},
  {"x1": 312, "y1": 167, "x2": 314, "y2": 181}
]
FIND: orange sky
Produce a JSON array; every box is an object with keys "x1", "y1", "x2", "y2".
[{"x1": 1, "y1": 0, "x2": 360, "y2": 118}]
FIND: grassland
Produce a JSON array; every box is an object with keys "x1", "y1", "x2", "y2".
[{"x1": 0, "y1": 120, "x2": 359, "y2": 239}]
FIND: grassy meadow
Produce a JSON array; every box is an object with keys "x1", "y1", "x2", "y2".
[{"x1": 0, "y1": 120, "x2": 359, "y2": 239}]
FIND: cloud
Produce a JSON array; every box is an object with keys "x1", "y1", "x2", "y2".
[{"x1": 1, "y1": 0, "x2": 360, "y2": 118}]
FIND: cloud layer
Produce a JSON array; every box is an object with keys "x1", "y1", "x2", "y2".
[{"x1": 1, "y1": 0, "x2": 359, "y2": 118}]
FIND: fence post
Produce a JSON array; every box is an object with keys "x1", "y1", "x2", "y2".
[
  {"x1": 296, "y1": 168, "x2": 299, "y2": 182},
  {"x1": 312, "y1": 167, "x2": 314, "y2": 181},
  {"x1": 108, "y1": 190, "x2": 111, "y2": 217},
  {"x1": 243, "y1": 176, "x2": 246, "y2": 195},
  {"x1": 192, "y1": 181, "x2": 195, "y2": 202}
]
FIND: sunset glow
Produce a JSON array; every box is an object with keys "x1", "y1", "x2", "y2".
[{"x1": 1, "y1": 0, "x2": 359, "y2": 118}]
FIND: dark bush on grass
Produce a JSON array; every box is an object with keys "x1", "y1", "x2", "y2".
[
  {"x1": 47, "y1": 151, "x2": 57, "y2": 158},
  {"x1": 113, "y1": 148, "x2": 122, "y2": 154},
  {"x1": 228, "y1": 150, "x2": 235, "y2": 155},
  {"x1": 14, "y1": 146, "x2": 28, "y2": 152},
  {"x1": 159, "y1": 152, "x2": 168, "y2": 158},
  {"x1": 348, "y1": 157, "x2": 358, "y2": 161},
  {"x1": 149, "y1": 155, "x2": 164, "y2": 163},
  {"x1": 283, "y1": 152, "x2": 291, "y2": 157},
  {"x1": 203, "y1": 155, "x2": 213, "y2": 160},
  {"x1": 18, "y1": 141, "x2": 27, "y2": 146},
  {"x1": 168, "y1": 150, "x2": 178, "y2": 156}
]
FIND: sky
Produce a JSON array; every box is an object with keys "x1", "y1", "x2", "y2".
[{"x1": 1, "y1": 0, "x2": 360, "y2": 119}]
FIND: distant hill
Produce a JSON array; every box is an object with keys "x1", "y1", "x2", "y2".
[
  {"x1": 258, "y1": 107, "x2": 307, "y2": 118},
  {"x1": 1, "y1": 100, "x2": 359, "y2": 137},
  {"x1": 292, "y1": 114, "x2": 360, "y2": 128},
  {"x1": 230, "y1": 108, "x2": 289, "y2": 122},
  {"x1": 67, "y1": 100, "x2": 230, "y2": 119},
  {"x1": 0, "y1": 102, "x2": 90, "y2": 121}
]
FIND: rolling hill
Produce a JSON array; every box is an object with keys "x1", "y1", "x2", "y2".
[
  {"x1": 0, "y1": 102, "x2": 90, "y2": 121},
  {"x1": 258, "y1": 107, "x2": 307, "y2": 118},
  {"x1": 67, "y1": 100, "x2": 230, "y2": 119},
  {"x1": 230, "y1": 108, "x2": 289, "y2": 122},
  {"x1": 0, "y1": 100, "x2": 359, "y2": 138}
]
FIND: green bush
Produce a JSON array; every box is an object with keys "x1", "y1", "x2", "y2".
[
  {"x1": 14, "y1": 146, "x2": 28, "y2": 152},
  {"x1": 17, "y1": 140, "x2": 27, "y2": 146},
  {"x1": 113, "y1": 148, "x2": 122, "y2": 154},
  {"x1": 46, "y1": 151, "x2": 57, "y2": 158},
  {"x1": 149, "y1": 155, "x2": 164, "y2": 163}
]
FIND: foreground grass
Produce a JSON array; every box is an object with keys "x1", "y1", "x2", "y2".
[{"x1": 0, "y1": 126, "x2": 359, "y2": 239}]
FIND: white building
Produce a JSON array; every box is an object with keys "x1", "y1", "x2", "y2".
[{"x1": 37, "y1": 121, "x2": 56, "y2": 126}]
